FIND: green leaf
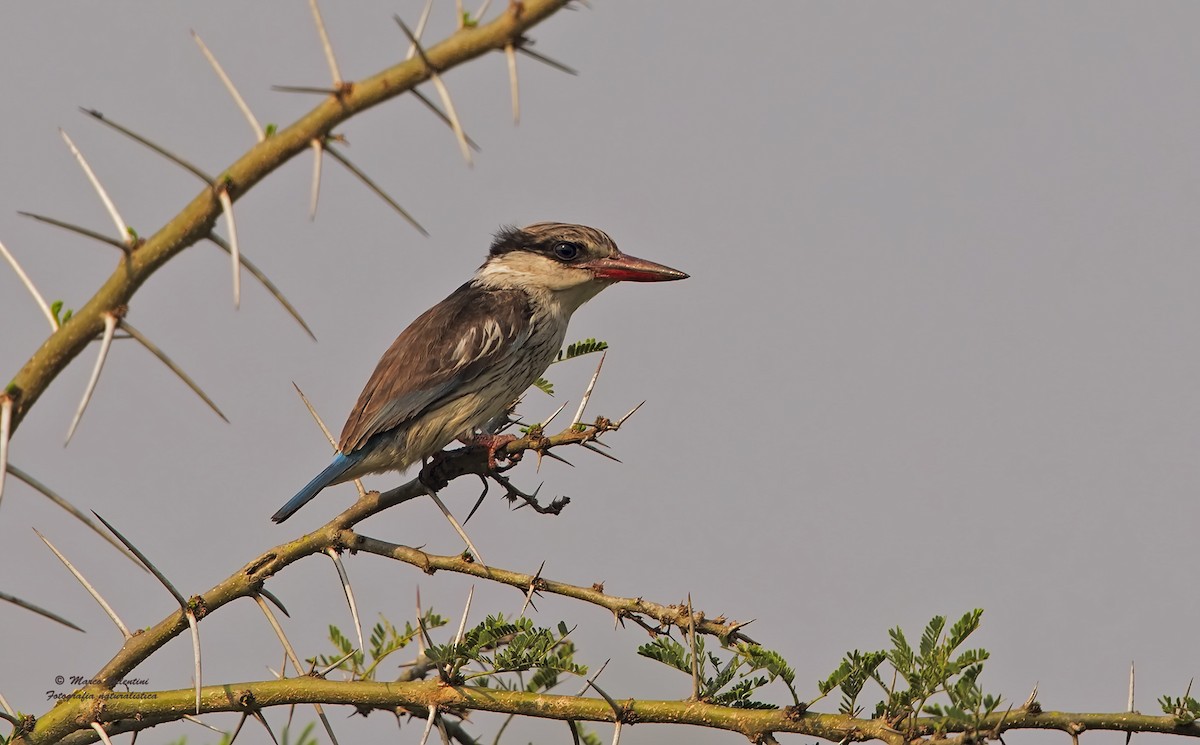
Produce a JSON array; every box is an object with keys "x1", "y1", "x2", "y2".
[
  {"x1": 919, "y1": 615, "x2": 945, "y2": 658},
  {"x1": 533, "y1": 377, "x2": 555, "y2": 396},
  {"x1": 555, "y1": 338, "x2": 609, "y2": 363},
  {"x1": 637, "y1": 637, "x2": 691, "y2": 674},
  {"x1": 946, "y1": 609, "x2": 983, "y2": 651}
]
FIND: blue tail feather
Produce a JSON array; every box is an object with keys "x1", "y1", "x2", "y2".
[{"x1": 272, "y1": 452, "x2": 361, "y2": 523}]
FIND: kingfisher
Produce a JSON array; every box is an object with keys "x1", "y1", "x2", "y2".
[{"x1": 271, "y1": 222, "x2": 688, "y2": 523}]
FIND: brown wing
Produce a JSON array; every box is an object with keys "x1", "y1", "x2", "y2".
[{"x1": 338, "y1": 282, "x2": 533, "y2": 453}]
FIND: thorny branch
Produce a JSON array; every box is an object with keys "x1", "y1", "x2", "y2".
[{"x1": 2, "y1": 0, "x2": 570, "y2": 438}]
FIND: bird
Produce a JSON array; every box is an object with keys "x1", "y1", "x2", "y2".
[{"x1": 271, "y1": 222, "x2": 688, "y2": 523}]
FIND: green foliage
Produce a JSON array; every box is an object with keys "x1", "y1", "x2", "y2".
[
  {"x1": 817, "y1": 610, "x2": 1001, "y2": 732},
  {"x1": 429, "y1": 615, "x2": 587, "y2": 685},
  {"x1": 311, "y1": 610, "x2": 446, "y2": 680},
  {"x1": 1160, "y1": 688, "x2": 1200, "y2": 724},
  {"x1": 50, "y1": 300, "x2": 73, "y2": 327},
  {"x1": 461, "y1": 11, "x2": 478, "y2": 27},
  {"x1": 556, "y1": 338, "x2": 608, "y2": 363},
  {"x1": 533, "y1": 338, "x2": 609, "y2": 396},
  {"x1": 637, "y1": 635, "x2": 799, "y2": 708},
  {"x1": 265, "y1": 123, "x2": 278, "y2": 137}
]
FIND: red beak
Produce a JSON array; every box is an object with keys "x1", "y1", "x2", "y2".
[{"x1": 584, "y1": 252, "x2": 689, "y2": 282}]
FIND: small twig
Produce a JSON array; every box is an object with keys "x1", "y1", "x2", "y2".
[
  {"x1": 191, "y1": 30, "x2": 264, "y2": 141},
  {"x1": 60, "y1": 129, "x2": 131, "y2": 246},
  {"x1": 64, "y1": 311, "x2": 118, "y2": 446},
  {"x1": 118, "y1": 319, "x2": 229, "y2": 423},
  {"x1": 0, "y1": 240, "x2": 57, "y2": 330},
  {"x1": 33, "y1": 529, "x2": 130, "y2": 638}
]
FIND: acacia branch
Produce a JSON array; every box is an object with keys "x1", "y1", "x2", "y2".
[
  {"x1": 3, "y1": 0, "x2": 569, "y2": 437},
  {"x1": 15, "y1": 428, "x2": 743, "y2": 744},
  {"x1": 29, "y1": 679, "x2": 1200, "y2": 745}
]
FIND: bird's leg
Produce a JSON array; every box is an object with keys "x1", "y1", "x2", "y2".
[{"x1": 459, "y1": 432, "x2": 518, "y2": 470}]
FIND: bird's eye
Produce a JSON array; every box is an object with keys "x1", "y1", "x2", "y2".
[{"x1": 552, "y1": 241, "x2": 581, "y2": 261}]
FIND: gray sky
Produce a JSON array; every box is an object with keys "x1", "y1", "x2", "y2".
[{"x1": 2, "y1": 3, "x2": 1198, "y2": 744}]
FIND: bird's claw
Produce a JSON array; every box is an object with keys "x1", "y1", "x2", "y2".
[{"x1": 460, "y1": 432, "x2": 518, "y2": 470}]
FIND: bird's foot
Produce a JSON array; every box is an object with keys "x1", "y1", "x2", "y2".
[{"x1": 460, "y1": 433, "x2": 518, "y2": 470}]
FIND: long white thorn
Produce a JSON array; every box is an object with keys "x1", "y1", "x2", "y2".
[
  {"x1": 0, "y1": 240, "x2": 57, "y2": 330},
  {"x1": 182, "y1": 714, "x2": 224, "y2": 734},
  {"x1": 60, "y1": 129, "x2": 130, "y2": 246},
  {"x1": 309, "y1": 139, "x2": 324, "y2": 220},
  {"x1": 253, "y1": 594, "x2": 303, "y2": 671},
  {"x1": 309, "y1": 0, "x2": 342, "y2": 85},
  {"x1": 191, "y1": 30, "x2": 264, "y2": 141},
  {"x1": 418, "y1": 706, "x2": 437, "y2": 745},
  {"x1": 0, "y1": 397, "x2": 10, "y2": 508},
  {"x1": 426, "y1": 487, "x2": 486, "y2": 565},
  {"x1": 475, "y1": 0, "x2": 494, "y2": 21},
  {"x1": 65, "y1": 312, "x2": 117, "y2": 446},
  {"x1": 453, "y1": 585, "x2": 475, "y2": 647},
  {"x1": 430, "y1": 73, "x2": 472, "y2": 167},
  {"x1": 406, "y1": 0, "x2": 435, "y2": 60},
  {"x1": 326, "y1": 548, "x2": 364, "y2": 655},
  {"x1": 506, "y1": 43, "x2": 519, "y2": 125},
  {"x1": 217, "y1": 189, "x2": 240, "y2": 308},
  {"x1": 572, "y1": 351, "x2": 606, "y2": 426},
  {"x1": 293, "y1": 382, "x2": 365, "y2": 496},
  {"x1": 541, "y1": 400, "x2": 570, "y2": 429},
  {"x1": 90, "y1": 722, "x2": 114, "y2": 745},
  {"x1": 34, "y1": 528, "x2": 132, "y2": 639},
  {"x1": 186, "y1": 608, "x2": 203, "y2": 713}
]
